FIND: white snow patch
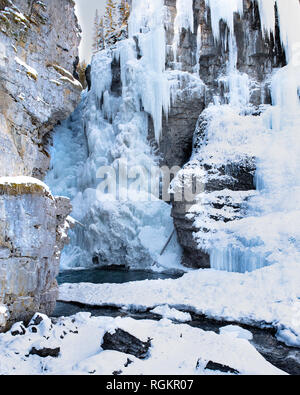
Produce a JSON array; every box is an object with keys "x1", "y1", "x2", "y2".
[
  {"x1": 0, "y1": 176, "x2": 52, "y2": 197},
  {"x1": 59, "y1": 261, "x2": 300, "y2": 347},
  {"x1": 0, "y1": 313, "x2": 285, "y2": 375},
  {"x1": 150, "y1": 305, "x2": 192, "y2": 322},
  {"x1": 15, "y1": 57, "x2": 38, "y2": 80},
  {"x1": 0, "y1": 305, "x2": 9, "y2": 329},
  {"x1": 219, "y1": 325, "x2": 253, "y2": 341}
]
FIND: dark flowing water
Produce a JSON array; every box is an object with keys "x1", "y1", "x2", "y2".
[
  {"x1": 53, "y1": 268, "x2": 182, "y2": 319},
  {"x1": 57, "y1": 268, "x2": 181, "y2": 286}
]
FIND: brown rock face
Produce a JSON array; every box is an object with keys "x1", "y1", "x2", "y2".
[{"x1": 0, "y1": 0, "x2": 82, "y2": 179}]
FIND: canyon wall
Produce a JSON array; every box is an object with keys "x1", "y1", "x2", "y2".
[
  {"x1": 0, "y1": 0, "x2": 81, "y2": 329},
  {"x1": 161, "y1": 0, "x2": 286, "y2": 268},
  {"x1": 0, "y1": 0, "x2": 82, "y2": 179}
]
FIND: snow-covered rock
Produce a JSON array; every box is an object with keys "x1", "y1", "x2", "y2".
[
  {"x1": 170, "y1": 0, "x2": 300, "y2": 272},
  {"x1": 150, "y1": 305, "x2": 192, "y2": 322},
  {"x1": 0, "y1": 312, "x2": 286, "y2": 375}
]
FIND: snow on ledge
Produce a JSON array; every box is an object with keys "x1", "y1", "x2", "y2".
[
  {"x1": 0, "y1": 176, "x2": 53, "y2": 199},
  {"x1": 15, "y1": 57, "x2": 38, "y2": 81}
]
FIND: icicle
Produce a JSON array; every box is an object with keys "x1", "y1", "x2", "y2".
[
  {"x1": 91, "y1": 51, "x2": 113, "y2": 101},
  {"x1": 127, "y1": 0, "x2": 170, "y2": 142},
  {"x1": 256, "y1": 0, "x2": 276, "y2": 38},
  {"x1": 257, "y1": 0, "x2": 300, "y2": 63},
  {"x1": 211, "y1": 0, "x2": 300, "y2": 273},
  {"x1": 172, "y1": 0, "x2": 194, "y2": 63},
  {"x1": 194, "y1": 24, "x2": 202, "y2": 75},
  {"x1": 204, "y1": 0, "x2": 243, "y2": 42},
  {"x1": 275, "y1": 0, "x2": 300, "y2": 63}
]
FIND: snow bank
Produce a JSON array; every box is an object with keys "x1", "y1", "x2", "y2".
[
  {"x1": 150, "y1": 305, "x2": 192, "y2": 322},
  {"x1": 0, "y1": 313, "x2": 285, "y2": 375},
  {"x1": 59, "y1": 261, "x2": 300, "y2": 347}
]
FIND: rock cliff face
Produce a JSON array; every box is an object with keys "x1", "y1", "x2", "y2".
[
  {"x1": 0, "y1": 178, "x2": 73, "y2": 331},
  {"x1": 0, "y1": 0, "x2": 82, "y2": 179},
  {"x1": 159, "y1": 0, "x2": 285, "y2": 170},
  {"x1": 160, "y1": 0, "x2": 286, "y2": 268},
  {"x1": 0, "y1": 0, "x2": 81, "y2": 328}
]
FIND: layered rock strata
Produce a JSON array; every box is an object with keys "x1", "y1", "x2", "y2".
[
  {"x1": 0, "y1": 177, "x2": 73, "y2": 331},
  {"x1": 0, "y1": 0, "x2": 82, "y2": 179}
]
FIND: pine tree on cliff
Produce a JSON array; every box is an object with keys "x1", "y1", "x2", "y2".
[
  {"x1": 103, "y1": 0, "x2": 130, "y2": 47},
  {"x1": 92, "y1": 9, "x2": 101, "y2": 54},
  {"x1": 93, "y1": 0, "x2": 130, "y2": 53},
  {"x1": 97, "y1": 17, "x2": 105, "y2": 51},
  {"x1": 103, "y1": 0, "x2": 118, "y2": 46},
  {"x1": 77, "y1": 60, "x2": 88, "y2": 89},
  {"x1": 117, "y1": 0, "x2": 130, "y2": 41}
]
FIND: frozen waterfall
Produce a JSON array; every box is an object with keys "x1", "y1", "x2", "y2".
[
  {"x1": 47, "y1": 0, "x2": 300, "y2": 274},
  {"x1": 196, "y1": 0, "x2": 300, "y2": 272},
  {"x1": 46, "y1": 0, "x2": 184, "y2": 272}
]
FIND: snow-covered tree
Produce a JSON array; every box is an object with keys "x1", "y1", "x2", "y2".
[
  {"x1": 92, "y1": 9, "x2": 101, "y2": 53},
  {"x1": 103, "y1": 0, "x2": 119, "y2": 46},
  {"x1": 117, "y1": 0, "x2": 130, "y2": 42},
  {"x1": 97, "y1": 17, "x2": 105, "y2": 51},
  {"x1": 93, "y1": 0, "x2": 130, "y2": 53}
]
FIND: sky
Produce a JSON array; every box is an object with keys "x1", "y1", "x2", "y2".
[{"x1": 75, "y1": 0, "x2": 106, "y2": 62}]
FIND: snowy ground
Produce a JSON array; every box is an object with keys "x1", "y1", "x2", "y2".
[
  {"x1": 0, "y1": 312, "x2": 285, "y2": 375},
  {"x1": 59, "y1": 262, "x2": 300, "y2": 348}
]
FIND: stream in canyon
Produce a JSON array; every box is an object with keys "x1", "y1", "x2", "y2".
[
  {"x1": 53, "y1": 267, "x2": 182, "y2": 318},
  {"x1": 53, "y1": 268, "x2": 300, "y2": 375}
]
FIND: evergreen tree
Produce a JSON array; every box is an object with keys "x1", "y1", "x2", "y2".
[
  {"x1": 103, "y1": 0, "x2": 119, "y2": 47},
  {"x1": 117, "y1": 0, "x2": 130, "y2": 41},
  {"x1": 92, "y1": 9, "x2": 101, "y2": 54},
  {"x1": 98, "y1": 17, "x2": 106, "y2": 51},
  {"x1": 93, "y1": 0, "x2": 130, "y2": 54},
  {"x1": 77, "y1": 61, "x2": 88, "y2": 89}
]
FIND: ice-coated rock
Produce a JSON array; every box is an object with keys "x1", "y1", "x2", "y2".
[
  {"x1": 165, "y1": 0, "x2": 286, "y2": 268},
  {"x1": 0, "y1": 177, "x2": 73, "y2": 331}
]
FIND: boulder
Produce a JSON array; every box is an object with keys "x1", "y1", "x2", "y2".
[{"x1": 102, "y1": 329, "x2": 152, "y2": 360}]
